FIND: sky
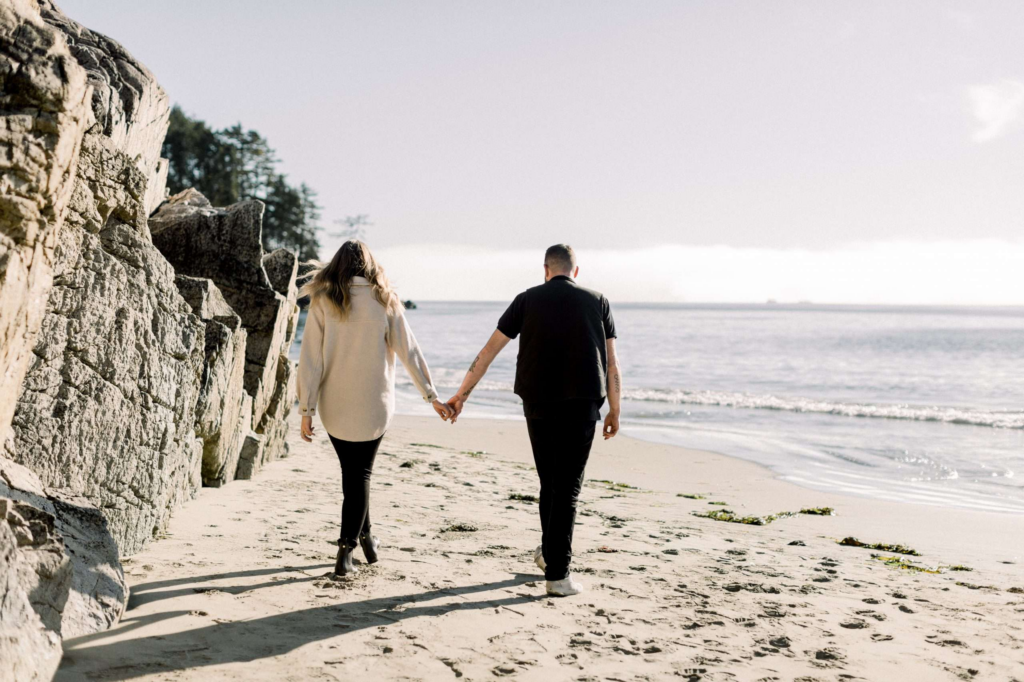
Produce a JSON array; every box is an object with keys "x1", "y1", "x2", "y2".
[{"x1": 59, "y1": 0, "x2": 1024, "y2": 303}]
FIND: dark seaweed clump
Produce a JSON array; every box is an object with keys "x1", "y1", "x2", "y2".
[{"x1": 838, "y1": 537, "x2": 919, "y2": 556}]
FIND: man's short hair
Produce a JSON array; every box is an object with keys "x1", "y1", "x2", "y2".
[{"x1": 544, "y1": 244, "x2": 576, "y2": 273}]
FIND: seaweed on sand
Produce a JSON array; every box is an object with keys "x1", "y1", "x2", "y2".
[
  {"x1": 870, "y1": 554, "x2": 939, "y2": 573},
  {"x1": 508, "y1": 493, "x2": 538, "y2": 503},
  {"x1": 799, "y1": 507, "x2": 835, "y2": 516},
  {"x1": 838, "y1": 537, "x2": 920, "y2": 556},
  {"x1": 693, "y1": 509, "x2": 799, "y2": 526},
  {"x1": 589, "y1": 479, "x2": 640, "y2": 491},
  {"x1": 677, "y1": 493, "x2": 706, "y2": 499},
  {"x1": 440, "y1": 523, "x2": 478, "y2": 533},
  {"x1": 693, "y1": 505, "x2": 837, "y2": 526}
]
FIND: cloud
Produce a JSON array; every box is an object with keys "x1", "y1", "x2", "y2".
[
  {"x1": 375, "y1": 240, "x2": 1024, "y2": 306},
  {"x1": 968, "y1": 80, "x2": 1024, "y2": 142}
]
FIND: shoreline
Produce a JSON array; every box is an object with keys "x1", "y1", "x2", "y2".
[
  {"x1": 389, "y1": 414, "x2": 1024, "y2": 576},
  {"x1": 56, "y1": 411, "x2": 1024, "y2": 680}
]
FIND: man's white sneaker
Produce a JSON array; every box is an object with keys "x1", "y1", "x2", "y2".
[
  {"x1": 546, "y1": 575, "x2": 584, "y2": 597},
  {"x1": 534, "y1": 545, "x2": 546, "y2": 571}
]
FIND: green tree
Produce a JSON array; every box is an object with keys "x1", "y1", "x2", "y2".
[{"x1": 161, "y1": 106, "x2": 323, "y2": 259}]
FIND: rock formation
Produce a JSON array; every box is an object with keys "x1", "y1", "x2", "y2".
[
  {"x1": 175, "y1": 275, "x2": 250, "y2": 486},
  {"x1": 0, "y1": 496, "x2": 69, "y2": 681},
  {"x1": 150, "y1": 190, "x2": 299, "y2": 479},
  {"x1": 1, "y1": 454, "x2": 128, "y2": 638},
  {"x1": 0, "y1": 0, "x2": 92, "y2": 443},
  {"x1": 0, "y1": 2, "x2": 300, "y2": 673}
]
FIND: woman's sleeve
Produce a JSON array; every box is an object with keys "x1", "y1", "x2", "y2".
[
  {"x1": 387, "y1": 308, "x2": 440, "y2": 403},
  {"x1": 296, "y1": 298, "x2": 326, "y2": 416}
]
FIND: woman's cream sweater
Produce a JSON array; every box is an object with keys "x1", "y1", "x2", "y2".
[{"x1": 296, "y1": 277, "x2": 439, "y2": 441}]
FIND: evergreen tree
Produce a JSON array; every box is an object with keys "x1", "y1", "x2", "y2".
[{"x1": 161, "y1": 105, "x2": 323, "y2": 259}]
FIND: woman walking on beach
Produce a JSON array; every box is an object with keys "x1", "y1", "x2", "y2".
[{"x1": 297, "y1": 240, "x2": 452, "y2": 576}]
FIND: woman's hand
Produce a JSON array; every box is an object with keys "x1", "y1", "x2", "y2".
[
  {"x1": 301, "y1": 415, "x2": 315, "y2": 442},
  {"x1": 432, "y1": 399, "x2": 454, "y2": 421}
]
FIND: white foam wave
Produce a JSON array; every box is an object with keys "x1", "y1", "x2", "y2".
[
  {"x1": 399, "y1": 374, "x2": 1023, "y2": 429},
  {"x1": 623, "y1": 388, "x2": 1024, "y2": 430}
]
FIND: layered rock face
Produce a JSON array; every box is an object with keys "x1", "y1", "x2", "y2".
[
  {"x1": 0, "y1": 0, "x2": 92, "y2": 442},
  {"x1": 1, "y1": 1, "x2": 300, "y2": 671},
  {"x1": 37, "y1": 0, "x2": 169, "y2": 216},
  {"x1": 8, "y1": 128, "x2": 206, "y2": 557},
  {"x1": 151, "y1": 190, "x2": 299, "y2": 479},
  {"x1": 175, "y1": 275, "x2": 249, "y2": 486},
  {"x1": 6, "y1": 2, "x2": 206, "y2": 560}
]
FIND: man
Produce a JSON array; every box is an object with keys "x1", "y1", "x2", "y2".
[{"x1": 446, "y1": 244, "x2": 622, "y2": 597}]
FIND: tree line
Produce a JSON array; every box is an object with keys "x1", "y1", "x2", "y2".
[{"x1": 161, "y1": 106, "x2": 322, "y2": 260}]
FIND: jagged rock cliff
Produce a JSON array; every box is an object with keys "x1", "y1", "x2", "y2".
[
  {"x1": 175, "y1": 274, "x2": 250, "y2": 487},
  {"x1": 0, "y1": 0, "x2": 92, "y2": 444},
  {"x1": 7, "y1": 85, "x2": 206, "y2": 558},
  {"x1": 150, "y1": 189, "x2": 299, "y2": 479},
  {"x1": 0, "y1": 1, "x2": 300, "y2": 673}
]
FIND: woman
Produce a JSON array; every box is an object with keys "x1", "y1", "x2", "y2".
[{"x1": 297, "y1": 240, "x2": 452, "y2": 576}]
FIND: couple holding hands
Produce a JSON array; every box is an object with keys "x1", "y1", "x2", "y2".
[{"x1": 297, "y1": 241, "x2": 621, "y2": 596}]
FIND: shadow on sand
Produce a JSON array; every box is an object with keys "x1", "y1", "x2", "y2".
[{"x1": 58, "y1": 569, "x2": 542, "y2": 680}]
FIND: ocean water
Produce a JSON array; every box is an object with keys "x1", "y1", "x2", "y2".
[{"x1": 290, "y1": 302, "x2": 1024, "y2": 514}]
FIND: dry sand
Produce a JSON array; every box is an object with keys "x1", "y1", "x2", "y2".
[{"x1": 57, "y1": 411, "x2": 1024, "y2": 681}]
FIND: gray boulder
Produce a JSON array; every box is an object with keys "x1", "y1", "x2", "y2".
[
  {"x1": 175, "y1": 275, "x2": 250, "y2": 487},
  {"x1": 0, "y1": 494, "x2": 71, "y2": 682},
  {"x1": 0, "y1": 455, "x2": 128, "y2": 638},
  {"x1": 0, "y1": 0, "x2": 92, "y2": 443}
]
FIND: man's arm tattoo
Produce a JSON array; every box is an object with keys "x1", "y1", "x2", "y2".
[
  {"x1": 468, "y1": 355, "x2": 480, "y2": 374},
  {"x1": 461, "y1": 380, "x2": 479, "y2": 399},
  {"x1": 614, "y1": 372, "x2": 621, "y2": 395}
]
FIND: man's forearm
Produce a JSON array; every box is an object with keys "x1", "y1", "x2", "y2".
[
  {"x1": 454, "y1": 330, "x2": 512, "y2": 404},
  {"x1": 456, "y1": 350, "x2": 495, "y2": 401},
  {"x1": 607, "y1": 360, "x2": 622, "y2": 414}
]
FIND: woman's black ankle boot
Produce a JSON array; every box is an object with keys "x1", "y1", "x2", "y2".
[
  {"x1": 334, "y1": 541, "x2": 358, "y2": 576},
  {"x1": 359, "y1": 531, "x2": 379, "y2": 564}
]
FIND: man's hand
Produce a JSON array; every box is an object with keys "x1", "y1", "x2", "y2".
[
  {"x1": 446, "y1": 396, "x2": 465, "y2": 424},
  {"x1": 301, "y1": 415, "x2": 315, "y2": 442},
  {"x1": 603, "y1": 411, "x2": 620, "y2": 440},
  {"x1": 432, "y1": 399, "x2": 453, "y2": 421}
]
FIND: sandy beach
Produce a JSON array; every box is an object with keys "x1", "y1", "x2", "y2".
[{"x1": 56, "y1": 411, "x2": 1024, "y2": 681}]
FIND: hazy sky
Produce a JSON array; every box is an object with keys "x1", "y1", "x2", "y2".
[{"x1": 60, "y1": 1, "x2": 1023, "y2": 303}]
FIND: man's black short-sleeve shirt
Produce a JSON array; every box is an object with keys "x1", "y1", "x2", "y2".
[{"x1": 497, "y1": 275, "x2": 616, "y2": 420}]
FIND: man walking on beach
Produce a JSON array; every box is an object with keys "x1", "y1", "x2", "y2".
[{"x1": 446, "y1": 244, "x2": 622, "y2": 596}]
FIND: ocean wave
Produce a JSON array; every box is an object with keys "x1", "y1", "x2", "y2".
[
  {"x1": 397, "y1": 375, "x2": 1023, "y2": 429},
  {"x1": 622, "y1": 388, "x2": 1024, "y2": 430}
]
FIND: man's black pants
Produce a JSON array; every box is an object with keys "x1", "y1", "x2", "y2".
[
  {"x1": 328, "y1": 433, "x2": 383, "y2": 547},
  {"x1": 525, "y1": 418, "x2": 596, "y2": 581}
]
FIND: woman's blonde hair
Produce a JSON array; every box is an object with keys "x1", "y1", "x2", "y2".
[{"x1": 299, "y1": 240, "x2": 400, "y2": 318}]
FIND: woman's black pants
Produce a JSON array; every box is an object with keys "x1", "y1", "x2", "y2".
[{"x1": 328, "y1": 433, "x2": 383, "y2": 547}]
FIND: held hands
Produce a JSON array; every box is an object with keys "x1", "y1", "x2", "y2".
[
  {"x1": 603, "y1": 410, "x2": 620, "y2": 440},
  {"x1": 300, "y1": 415, "x2": 315, "y2": 442},
  {"x1": 445, "y1": 395, "x2": 465, "y2": 424},
  {"x1": 432, "y1": 399, "x2": 455, "y2": 421}
]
